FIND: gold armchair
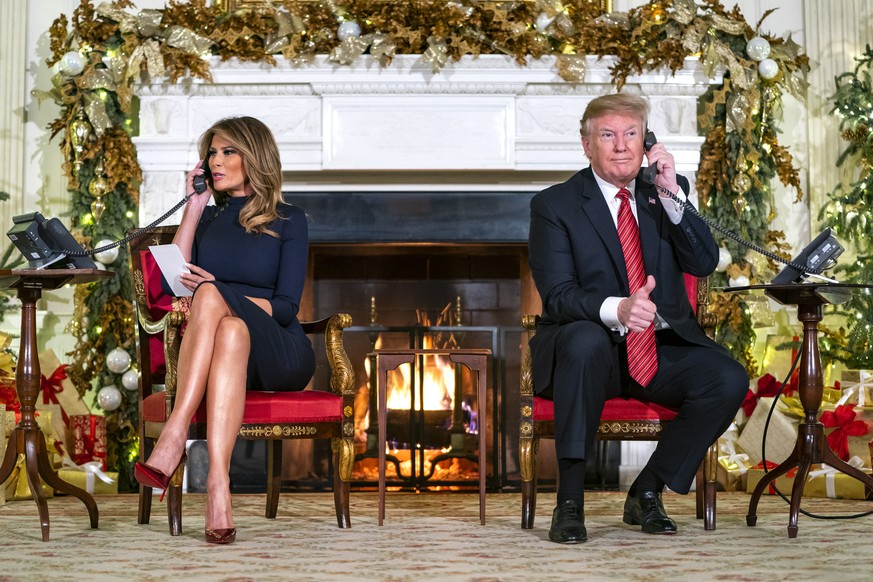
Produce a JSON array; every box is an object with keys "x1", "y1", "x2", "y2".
[
  {"x1": 519, "y1": 275, "x2": 719, "y2": 531},
  {"x1": 128, "y1": 226, "x2": 355, "y2": 535}
]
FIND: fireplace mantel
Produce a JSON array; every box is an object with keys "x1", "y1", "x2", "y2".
[{"x1": 134, "y1": 55, "x2": 719, "y2": 225}]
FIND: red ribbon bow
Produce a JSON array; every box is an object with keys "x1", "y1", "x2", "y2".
[
  {"x1": 741, "y1": 374, "x2": 784, "y2": 417},
  {"x1": 40, "y1": 365, "x2": 70, "y2": 424},
  {"x1": 820, "y1": 404, "x2": 869, "y2": 461}
]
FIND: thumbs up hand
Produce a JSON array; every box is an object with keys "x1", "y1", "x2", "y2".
[{"x1": 618, "y1": 276, "x2": 657, "y2": 333}]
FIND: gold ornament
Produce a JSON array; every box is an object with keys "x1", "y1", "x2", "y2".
[
  {"x1": 68, "y1": 110, "x2": 93, "y2": 176},
  {"x1": 88, "y1": 159, "x2": 109, "y2": 223},
  {"x1": 732, "y1": 173, "x2": 752, "y2": 195}
]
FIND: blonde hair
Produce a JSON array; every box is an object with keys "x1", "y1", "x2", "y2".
[
  {"x1": 579, "y1": 94, "x2": 650, "y2": 139},
  {"x1": 198, "y1": 116, "x2": 284, "y2": 237}
]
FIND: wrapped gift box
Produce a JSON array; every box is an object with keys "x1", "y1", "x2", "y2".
[
  {"x1": 2, "y1": 410, "x2": 56, "y2": 501},
  {"x1": 746, "y1": 465, "x2": 796, "y2": 496},
  {"x1": 38, "y1": 350, "x2": 90, "y2": 417},
  {"x1": 839, "y1": 370, "x2": 873, "y2": 407},
  {"x1": 57, "y1": 466, "x2": 118, "y2": 495},
  {"x1": 737, "y1": 397, "x2": 800, "y2": 466},
  {"x1": 820, "y1": 404, "x2": 872, "y2": 467},
  {"x1": 805, "y1": 462, "x2": 873, "y2": 500},
  {"x1": 747, "y1": 462, "x2": 873, "y2": 500},
  {"x1": 1, "y1": 403, "x2": 5, "y2": 506},
  {"x1": 716, "y1": 424, "x2": 753, "y2": 492},
  {"x1": 70, "y1": 414, "x2": 107, "y2": 470},
  {"x1": 1, "y1": 375, "x2": 17, "y2": 438},
  {"x1": 4, "y1": 457, "x2": 55, "y2": 501}
]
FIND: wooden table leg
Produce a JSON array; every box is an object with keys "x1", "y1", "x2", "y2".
[
  {"x1": 377, "y1": 353, "x2": 415, "y2": 526},
  {"x1": 450, "y1": 353, "x2": 488, "y2": 525},
  {"x1": 2, "y1": 283, "x2": 99, "y2": 541}
]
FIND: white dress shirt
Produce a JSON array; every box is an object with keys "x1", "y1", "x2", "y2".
[{"x1": 592, "y1": 170, "x2": 686, "y2": 335}]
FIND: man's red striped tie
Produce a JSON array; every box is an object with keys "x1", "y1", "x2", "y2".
[{"x1": 616, "y1": 188, "x2": 658, "y2": 387}]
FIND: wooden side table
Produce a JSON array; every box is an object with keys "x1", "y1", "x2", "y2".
[
  {"x1": 371, "y1": 348, "x2": 490, "y2": 526},
  {"x1": 0, "y1": 268, "x2": 112, "y2": 541},
  {"x1": 729, "y1": 283, "x2": 873, "y2": 538}
]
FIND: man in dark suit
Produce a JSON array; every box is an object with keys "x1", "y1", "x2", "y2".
[{"x1": 528, "y1": 93, "x2": 747, "y2": 544}]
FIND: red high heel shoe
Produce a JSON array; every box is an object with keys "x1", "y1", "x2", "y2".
[
  {"x1": 134, "y1": 452, "x2": 186, "y2": 502},
  {"x1": 205, "y1": 528, "x2": 237, "y2": 544}
]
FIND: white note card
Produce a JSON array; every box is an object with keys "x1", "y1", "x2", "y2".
[{"x1": 148, "y1": 244, "x2": 192, "y2": 297}]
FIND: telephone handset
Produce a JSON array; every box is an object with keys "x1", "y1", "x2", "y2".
[
  {"x1": 192, "y1": 161, "x2": 211, "y2": 195},
  {"x1": 193, "y1": 160, "x2": 212, "y2": 194},
  {"x1": 642, "y1": 130, "x2": 659, "y2": 185},
  {"x1": 639, "y1": 131, "x2": 843, "y2": 283}
]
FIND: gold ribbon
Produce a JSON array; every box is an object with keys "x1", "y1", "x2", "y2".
[
  {"x1": 329, "y1": 35, "x2": 372, "y2": 66},
  {"x1": 422, "y1": 36, "x2": 449, "y2": 74},
  {"x1": 84, "y1": 94, "x2": 112, "y2": 137},
  {"x1": 369, "y1": 34, "x2": 397, "y2": 67},
  {"x1": 672, "y1": 0, "x2": 697, "y2": 25},
  {"x1": 128, "y1": 39, "x2": 165, "y2": 82},
  {"x1": 681, "y1": 19, "x2": 708, "y2": 55},
  {"x1": 594, "y1": 12, "x2": 629, "y2": 28},
  {"x1": 709, "y1": 14, "x2": 747, "y2": 36},
  {"x1": 164, "y1": 25, "x2": 213, "y2": 56},
  {"x1": 96, "y1": 3, "x2": 161, "y2": 36}
]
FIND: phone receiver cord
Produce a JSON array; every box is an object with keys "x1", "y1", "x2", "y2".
[
  {"x1": 651, "y1": 182, "x2": 825, "y2": 280},
  {"x1": 49, "y1": 195, "x2": 191, "y2": 258}
]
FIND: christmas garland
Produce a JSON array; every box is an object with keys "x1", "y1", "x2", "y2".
[{"x1": 37, "y1": 0, "x2": 809, "y2": 487}]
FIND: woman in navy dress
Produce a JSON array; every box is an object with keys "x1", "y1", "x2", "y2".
[{"x1": 135, "y1": 116, "x2": 314, "y2": 544}]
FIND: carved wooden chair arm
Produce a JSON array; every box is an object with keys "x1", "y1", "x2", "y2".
[
  {"x1": 318, "y1": 313, "x2": 354, "y2": 398},
  {"x1": 520, "y1": 315, "x2": 537, "y2": 398}
]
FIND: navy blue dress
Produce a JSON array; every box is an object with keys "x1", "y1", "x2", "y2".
[{"x1": 191, "y1": 196, "x2": 314, "y2": 392}]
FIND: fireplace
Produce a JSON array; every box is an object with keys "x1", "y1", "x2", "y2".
[{"x1": 292, "y1": 191, "x2": 536, "y2": 490}]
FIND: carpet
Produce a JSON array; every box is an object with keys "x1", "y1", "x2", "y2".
[{"x1": 1, "y1": 491, "x2": 871, "y2": 581}]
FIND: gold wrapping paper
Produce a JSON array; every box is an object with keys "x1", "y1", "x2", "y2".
[
  {"x1": 717, "y1": 436, "x2": 753, "y2": 492},
  {"x1": 746, "y1": 467, "x2": 795, "y2": 496},
  {"x1": 806, "y1": 459, "x2": 873, "y2": 500},
  {"x1": 4, "y1": 457, "x2": 55, "y2": 501},
  {"x1": 57, "y1": 467, "x2": 118, "y2": 495},
  {"x1": 747, "y1": 461, "x2": 873, "y2": 500},
  {"x1": 2, "y1": 410, "x2": 56, "y2": 501}
]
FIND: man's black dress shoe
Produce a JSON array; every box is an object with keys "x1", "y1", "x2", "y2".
[
  {"x1": 622, "y1": 490, "x2": 678, "y2": 534},
  {"x1": 549, "y1": 500, "x2": 588, "y2": 544}
]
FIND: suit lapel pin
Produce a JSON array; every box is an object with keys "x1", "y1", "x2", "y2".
[{"x1": 649, "y1": 197, "x2": 656, "y2": 205}]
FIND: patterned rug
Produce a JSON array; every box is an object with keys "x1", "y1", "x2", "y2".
[{"x1": 1, "y1": 491, "x2": 871, "y2": 581}]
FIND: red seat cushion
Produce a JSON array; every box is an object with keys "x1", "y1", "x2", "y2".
[
  {"x1": 142, "y1": 390, "x2": 343, "y2": 424},
  {"x1": 533, "y1": 395, "x2": 677, "y2": 422}
]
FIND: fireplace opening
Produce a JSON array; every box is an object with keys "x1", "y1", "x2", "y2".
[{"x1": 308, "y1": 244, "x2": 528, "y2": 491}]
